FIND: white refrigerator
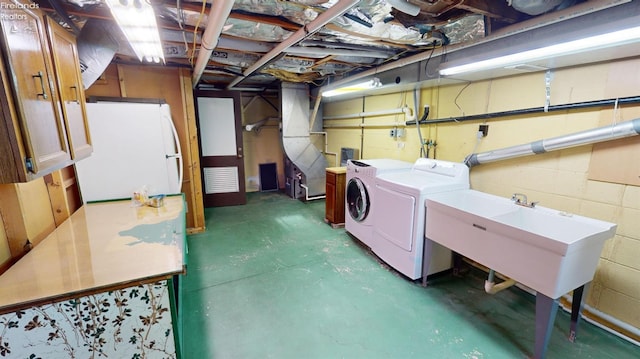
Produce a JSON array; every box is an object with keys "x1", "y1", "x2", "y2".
[{"x1": 75, "y1": 101, "x2": 182, "y2": 202}]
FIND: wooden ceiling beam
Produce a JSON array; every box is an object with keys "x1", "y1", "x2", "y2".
[{"x1": 456, "y1": 0, "x2": 523, "y2": 23}]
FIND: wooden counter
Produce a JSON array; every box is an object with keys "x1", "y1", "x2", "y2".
[
  {"x1": 0, "y1": 195, "x2": 185, "y2": 313},
  {"x1": 0, "y1": 195, "x2": 185, "y2": 358}
]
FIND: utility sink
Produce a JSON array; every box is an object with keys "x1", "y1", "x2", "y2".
[
  {"x1": 426, "y1": 189, "x2": 517, "y2": 218},
  {"x1": 425, "y1": 189, "x2": 617, "y2": 299},
  {"x1": 424, "y1": 189, "x2": 617, "y2": 359},
  {"x1": 491, "y1": 206, "x2": 615, "y2": 255}
]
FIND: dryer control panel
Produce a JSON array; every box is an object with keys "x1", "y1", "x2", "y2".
[{"x1": 413, "y1": 158, "x2": 469, "y2": 182}]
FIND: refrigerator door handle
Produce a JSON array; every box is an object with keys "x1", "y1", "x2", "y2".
[{"x1": 166, "y1": 112, "x2": 184, "y2": 193}]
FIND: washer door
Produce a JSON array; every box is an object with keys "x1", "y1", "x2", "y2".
[{"x1": 347, "y1": 177, "x2": 370, "y2": 222}]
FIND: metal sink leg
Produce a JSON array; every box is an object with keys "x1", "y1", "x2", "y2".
[{"x1": 535, "y1": 293, "x2": 559, "y2": 359}]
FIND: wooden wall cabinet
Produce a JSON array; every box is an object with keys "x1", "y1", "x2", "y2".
[
  {"x1": 325, "y1": 167, "x2": 346, "y2": 227},
  {"x1": 44, "y1": 16, "x2": 92, "y2": 161},
  {"x1": 0, "y1": 0, "x2": 91, "y2": 183}
]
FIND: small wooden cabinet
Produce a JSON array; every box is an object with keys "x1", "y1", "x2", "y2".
[
  {"x1": 45, "y1": 16, "x2": 92, "y2": 161},
  {"x1": 325, "y1": 167, "x2": 346, "y2": 227},
  {"x1": 0, "y1": 177, "x2": 56, "y2": 265},
  {"x1": 0, "y1": 0, "x2": 91, "y2": 183}
]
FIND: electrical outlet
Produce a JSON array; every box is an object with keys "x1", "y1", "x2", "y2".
[
  {"x1": 479, "y1": 124, "x2": 489, "y2": 137},
  {"x1": 389, "y1": 129, "x2": 397, "y2": 137}
]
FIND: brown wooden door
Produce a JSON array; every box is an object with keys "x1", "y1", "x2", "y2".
[
  {"x1": 45, "y1": 16, "x2": 92, "y2": 161},
  {"x1": 195, "y1": 91, "x2": 246, "y2": 207},
  {"x1": 0, "y1": 0, "x2": 71, "y2": 175}
]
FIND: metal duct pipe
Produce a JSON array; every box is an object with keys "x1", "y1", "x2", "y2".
[
  {"x1": 281, "y1": 83, "x2": 329, "y2": 199},
  {"x1": 192, "y1": 0, "x2": 236, "y2": 87},
  {"x1": 227, "y1": 0, "x2": 359, "y2": 90},
  {"x1": 465, "y1": 118, "x2": 640, "y2": 167}
]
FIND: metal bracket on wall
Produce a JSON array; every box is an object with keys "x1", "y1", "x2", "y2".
[{"x1": 544, "y1": 70, "x2": 554, "y2": 112}]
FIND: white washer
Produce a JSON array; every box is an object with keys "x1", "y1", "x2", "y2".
[
  {"x1": 372, "y1": 158, "x2": 470, "y2": 280},
  {"x1": 345, "y1": 159, "x2": 413, "y2": 248}
]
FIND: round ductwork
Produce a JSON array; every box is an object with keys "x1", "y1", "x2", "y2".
[
  {"x1": 76, "y1": 19, "x2": 121, "y2": 89},
  {"x1": 508, "y1": 0, "x2": 565, "y2": 15}
]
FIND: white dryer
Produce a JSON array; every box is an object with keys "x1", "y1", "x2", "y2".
[
  {"x1": 345, "y1": 159, "x2": 413, "y2": 248},
  {"x1": 372, "y1": 158, "x2": 470, "y2": 280}
]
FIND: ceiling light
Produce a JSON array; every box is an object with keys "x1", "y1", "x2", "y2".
[
  {"x1": 440, "y1": 25, "x2": 640, "y2": 76},
  {"x1": 105, "y1": 0, "x2": 165, "y2": 63},
  {"x1": 322, "y1": 78, "x2": 382, "y2": 97}
]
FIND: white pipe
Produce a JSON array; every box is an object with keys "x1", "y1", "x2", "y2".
[
  {"x1": 320, "y1": 0, "x2": 630, "y2": 93},
  {"x1": 483, "y1": 269, "x2": 517, "y2": 294},
  {"x1": 310, "y1": 131, "x2": 339, "y2": 166},
  {"x1": 561, "y1": 294, "x2": 640, "y2": 346},
  {"x1": 412, "y1": 89, "x2": 427, "y2": 157},
  {"x1": 484, "y1": 278, "x2": 517, "y2": 294},
  {"x1": 300, "y1": 183, "x2": 326, "y2": 201},
  {"x1": 227, "y1": 0, "x2": 359, "y2": 89},
  {"x1": 323, "y1": 122, "x2": 406, "y2": 129},
  {"x1": 468, "y1": 257, "x2": 640, "y2": 346},
  {"x1": 192, "y1": 0, "x2": 236, "y2": 87},
  {"x1": 287, "y1": 46, "x2": 392, "y2": 59},
  {"x1": 324, "y1": 106, "x2": 410, "y2": 120},
  {"x1": 310, "y1": 131, "x2": 329, "y2": 153}
]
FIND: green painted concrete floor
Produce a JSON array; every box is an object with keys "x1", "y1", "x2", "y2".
[{"x1": 182, "y1": 192, "x2": 639, "y2": 359}]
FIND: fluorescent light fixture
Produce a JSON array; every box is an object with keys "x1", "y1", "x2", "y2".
[
  {"x1": 322, "y1": 78, "x2": 382, "y2": 97},
  {"x1": 105, "y1": 0, "x2": 165, "y2": 63},
  {"x1": 440, "y1": 25, "x2": 640, "y2": 76}
]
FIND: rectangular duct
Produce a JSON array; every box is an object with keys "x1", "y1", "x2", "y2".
[{"x1": 281, "y1": 83, "x2": 328, "y2": 199}]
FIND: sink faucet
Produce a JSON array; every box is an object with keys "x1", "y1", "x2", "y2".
[{"x1": 511, "y1": 193, "x2": 537, "y2": 208}]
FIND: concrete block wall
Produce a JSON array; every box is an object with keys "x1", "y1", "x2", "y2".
[{"x1": 322, "y1": 57, "x2": 640, "y2": 332}]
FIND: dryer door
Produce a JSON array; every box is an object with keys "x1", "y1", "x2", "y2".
[{"x1": 346, "y1": 177, "x2": 370, "y2": 222}]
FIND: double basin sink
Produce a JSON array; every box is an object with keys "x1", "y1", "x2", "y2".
[{"x1": 425, "y1": 189, "x2": 617, "y2": 299}]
